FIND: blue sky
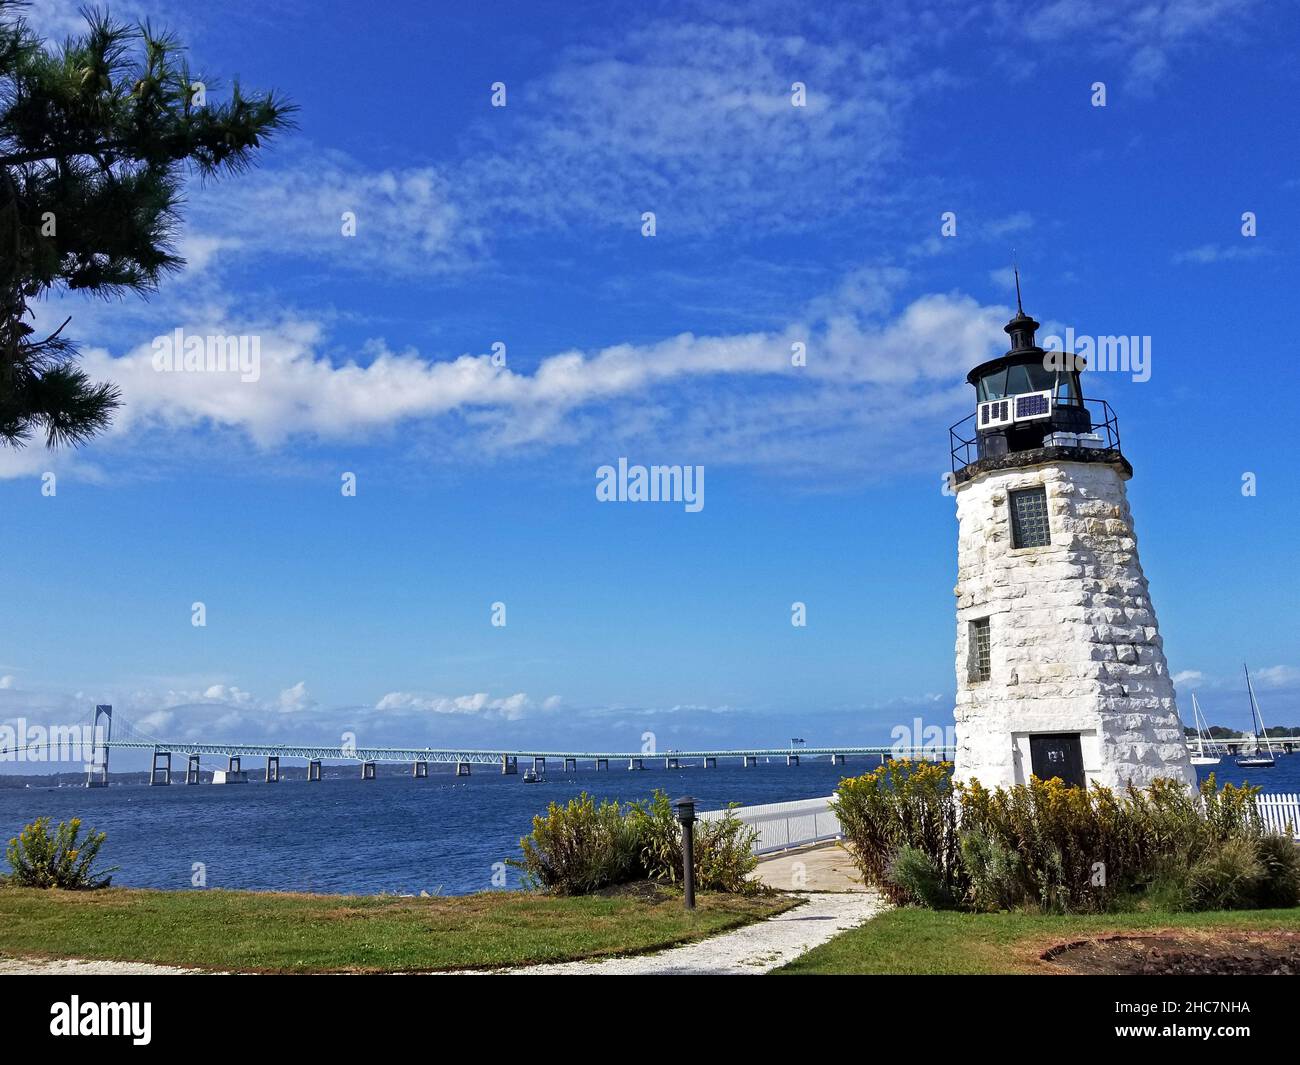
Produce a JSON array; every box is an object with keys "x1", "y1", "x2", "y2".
[{"x1": 2, "y1": 0, "x2": 1297, "y2": 769}]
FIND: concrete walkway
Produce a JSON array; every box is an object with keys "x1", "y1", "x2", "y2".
[
  {"x1": 500, "y1": 889, "x2": 884, "y2": 975},
  {"x1": 498, "y1": 843, "x2": 883, "y2": 975},
  {"x1": 750, "y1": 840, "x2": 865, "y2": 893}
]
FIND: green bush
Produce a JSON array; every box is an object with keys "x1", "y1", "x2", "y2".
[
  {"x1": 511, "y1": 794, "x2": 640, "y2": 895},
  {"x1": 1251, "y1": 834, "x2": 1300, "y2": 908},
  {"x1": 885, "y1": 844, "x2": 954, "y2": 909},
  {"x1": 1187, "y1": 837, "x2": 1264, "y2": 910},
  {"x1": 626, "y1": 791, "x2": 759, "y2": 893},
  {"x1": 6, "y1": 817, "x2": 114, "y2": 890},
  {"x1": 829, "y1": 759, "x2": 962, "y2": 906},
  {"x1": 833, "y1": 763, "x2": 1294, "y2": 915},
  {"x1": 513, "y1": 790, "x2": 760, "y2": 896},
  {"x1": 959, "y1": 829, "x2": 1025, "y2": 912}
]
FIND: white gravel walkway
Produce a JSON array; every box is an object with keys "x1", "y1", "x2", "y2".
[
  {"x1": 0, "y1": 956, "x2": 210, "y2": 975},
  {"x1": 498, "y1": 891, "x2": 886, "y2": 975}
]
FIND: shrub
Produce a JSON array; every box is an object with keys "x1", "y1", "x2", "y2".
[
  {"x1": 886, "y1": 845, "x2": 954, "y2": 908},
  {"x1": 834, "y1": 765, "x2": 1290, "y2": 915},
  {"x1": 511, "y1": 794, "x2": 640, "y2": 895},
  {"x1": 694, "y1": 811, "x2": 761, "y2": 893},
  {"x1": 626, "y1": 792, "x2": 759, "y2": 893},
  {"x1": 1252, "y1": 834, "x2": 1300, "y2": 909},
  {"x1": 829, "y1": 759, "x2": 962, "y2": 906},
  {"x1": 1187, "y1": 837, "x2": 1264, "y2": 911},
  {"x1": 6, "y1": 817, "x2": 114, "y2": 890},
  {"x1": 959, "y1": 828, "x2": 1025, "y2": 912},
  {"x1": 513, "y1": 790, "x2": 760, "y2": 896}
]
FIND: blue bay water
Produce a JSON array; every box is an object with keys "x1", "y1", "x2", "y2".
[{"x1": 3, "y1": 757, "x2": 1297, "y2": 896}]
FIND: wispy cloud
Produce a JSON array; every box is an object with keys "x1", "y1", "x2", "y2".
[
  {"x1": 14, "y1": 271, "x2": 1007, "y2": 482},
  {"x1": 1172, "y1": 242, "x2": 1269, "y2": 265},
  {"x1": 1014, "y1": 0, "x2": 1263, "y2": 94}
]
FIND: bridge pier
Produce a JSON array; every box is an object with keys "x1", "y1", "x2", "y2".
[
  {"x1": 743, "y1": 755, "x2": 758, "y2": 767},
  {"x1": 413, "y1": 760, "x2": 428, "y2": 778},
  {"x1": 787, "y1": 753, "x2": 800, "y2": 767},
  {"x1": 594, "y1": 758, "x2": 608, "y2": 771},
  {"x1": 85, "y1": 704, "x2": 111, "y2": 788},
  {"x1": 628, "y1": 757, "x2": 644, "y2": 770},
  {"x1": 307, "y1": 759, "x2": 322, "y2": 782},
  {"x1": 265, "y1": 756, "x2": 279, "y2": 783},
  {"x1": 361, "y1": 761, "x2": 376, "y2": 780},
  {"x1": 533, "y1": 757, "x2": 546, "y2": 773},
  {"x1": 186, "y1": 754, "x2": 201, "y2": 785},
  {"x1": 150, "y1": 750, "x2": 171, "y2": 786},
  {"x1": 830, "y1": 753, "x2": 845, "y2": 766},
  {"x1": 228, "y1": 755, "x2": 241, "y2": 774},
  {"x1": 665, "y1": 756, "x2": 680, "y2": 770},
  {"x1": 456, "y1": 761, "x2": 471, "y2": 777},
  {"x1": 563, "y1": 757, "x2": 577, "y2": 772},
  {"x1": 502, "y1": 755, "x2": 518, "y2": 775},
  {"x1": 703, "y1": 756, "x2": 717, "y2": 768}
]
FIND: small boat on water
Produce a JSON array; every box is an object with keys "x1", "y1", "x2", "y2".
[
  {"x1": 1189, "y1": 693, "x2": 1222, "y2": 766},
  {"x1": 1236, "y1": 665, "x2": 1277, "y2": 769},
  {"x1": 522, "y1": 767, "x2": 544, "y2": 784}
]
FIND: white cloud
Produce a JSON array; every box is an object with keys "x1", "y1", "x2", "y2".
[
  {"x1": 1173, "y1": 243, "x2": 1269, "y2": 265},
  {"x1": 45, "y1": 274, "x2": 1006, "y2": 477},
  {"x1": 187, "y1": 150, "x2": 484, "y2": 276},
  {"x1": 278, "y1": 682, "x2": 314, "y2": 713},
  {"x1": 1172, "y1": 670, "x2": 1203, "y2": 687},
  {"x1": 1016, "y1": 0, "x2": 1262, "y2": 93},
  {"x1": 174, "y1": 21, "x2": 928, "y2": 274},
  {"x1": 0, "y1": 675, "x2": 13, "y2": 690},
  {"x1": 374, "y1": 691, "x2": 556, "y2": 722},
  {"x1": 1255, "y1": 665, "x2": 1300, "y2": 690}
]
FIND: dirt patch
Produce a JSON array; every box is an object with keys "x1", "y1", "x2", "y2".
[
  {"x1": 592, "y1": 881, "x2": 676, "y2": 903},
  {"x1": 1043, "y1": 930, "x2": 1300, "y2": 975}
]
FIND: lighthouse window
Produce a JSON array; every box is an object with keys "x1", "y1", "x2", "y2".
[
  {"x1": 968, "y1": 618, "x2": 991, "y2": 683},
  {"x1": 1010, "y1": 486, "x2": 1051, "y2": 548}
]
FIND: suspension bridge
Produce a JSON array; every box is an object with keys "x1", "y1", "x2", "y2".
[{"x1": 4, "y1": 705, "x2": 955, "y2": 786}]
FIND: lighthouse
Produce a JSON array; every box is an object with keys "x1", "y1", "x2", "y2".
[{"x1": 949, "y1": 279, "x2": 1195, "y2": 791}]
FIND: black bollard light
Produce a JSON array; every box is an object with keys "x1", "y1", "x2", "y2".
[{"x1": 674, "y1": 796, "x2": 696, "y2": 910}]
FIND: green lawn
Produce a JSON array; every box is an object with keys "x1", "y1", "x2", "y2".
[
  {"x1": 775, "y1": 906, "x2": 1300, "y2": 974},
  {"x1": 0, "y1": 884, "x2": 792, "y2": 973}
]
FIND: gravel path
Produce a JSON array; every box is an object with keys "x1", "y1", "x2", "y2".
[
  {"x1": 498, "y1": 891, "x2": 886, "y2": 975},
  {"x1": 0, "y1": 956, "x2": 211, "y2": 975}
]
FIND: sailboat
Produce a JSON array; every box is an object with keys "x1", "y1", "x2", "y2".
[
  {"x1": 1236, "y1": 664, "x2": 1277, "y2": 769},
  {"x1": 1188, "y1": 693, "x2": 1221, "y2": 766}
]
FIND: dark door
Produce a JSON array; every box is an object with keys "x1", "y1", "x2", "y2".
[{"x1": 1029, "y1": 733, "x2": 1086, "y2": 788}]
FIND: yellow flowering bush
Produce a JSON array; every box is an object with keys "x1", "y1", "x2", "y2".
[
  {"x1": 5, "y1": 816, "x2": 114, "y2": 890},
  {"x1": 833, "y1": 767, "x2": 1294, "y2": 913},
  {"x1": 511, "y1": 790, "x2": 759, "y2": 896}
]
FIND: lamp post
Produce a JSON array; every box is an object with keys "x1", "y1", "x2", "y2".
[{"x1": 674, "y1": 795, "x2": 696, "y2": 910}]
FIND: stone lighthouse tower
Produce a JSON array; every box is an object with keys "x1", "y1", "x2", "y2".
[{"x1": 949, "y1": 283, "x2": 1195, "y2": 791}]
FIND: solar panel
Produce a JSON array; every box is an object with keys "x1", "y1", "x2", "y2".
[
  {"x1": 1015, "y1": 393, "x2": 1050, "y2": 419},
  {"x1": 979, "y1": 399, "x2": 1013, "y2": 428}
]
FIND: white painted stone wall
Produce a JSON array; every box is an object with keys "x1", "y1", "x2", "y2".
[{"x1": 952, "y1": 459, "x2": 1196, "y2": 791}]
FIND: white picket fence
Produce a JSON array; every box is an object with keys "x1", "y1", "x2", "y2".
[
  {"x1": 704, "y1": 791, "x2": 1300, "y2": 857},
  {"x1": 1256, "y1": 793, "x2": 1300, "y2": 839},
  {"x1": 699, "y1": 796, "x2": 839, "y2": 855}
]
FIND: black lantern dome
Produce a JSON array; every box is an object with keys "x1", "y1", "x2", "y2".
[
  {"x1": 965, "y1": 274, "x2": 1089, "y2": 459},
  {"x1": 947, "y1": 269, "x2": 1127, "y2": 481}
]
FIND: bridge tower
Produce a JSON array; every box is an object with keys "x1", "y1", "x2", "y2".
[
  {"x1": 85, "y1": 704, "x2": 112, "y2": 788},
  {"x1": 949, "y1": 284, "x2": 1194, "y2": 791}
]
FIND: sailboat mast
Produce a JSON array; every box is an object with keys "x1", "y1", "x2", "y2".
[
  {"x1": 1244, "y1": 664, "x2": 1276, "y2": 756},
  {"x1": 1192, "y1": 692, "x2": 1207, "y2": 753}
]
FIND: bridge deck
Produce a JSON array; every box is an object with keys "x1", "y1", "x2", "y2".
[{"x1": 103, "y1": 741, "x2": 951, "y2": 765}]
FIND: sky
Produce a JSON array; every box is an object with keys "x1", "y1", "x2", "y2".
[{"x1": 2, "y1": 0, "x2": 1297, "y2": 771}]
